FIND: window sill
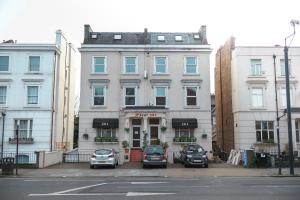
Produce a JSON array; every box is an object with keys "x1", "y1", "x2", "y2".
[
  {"x1": 122, "y1": 73, "x2": 140, "y2": 76},
  {"x1": 24, "y1": 105, "x2": 40, "y2": 108},
  {"x1": 90, "y1": 73, "x2": 108, "y2": 75},
  {"x1": 0, "y1": 72, "x2": 12, "y2": 74},
  {"x1": 183, "y1": 73, "x2": 200, "y2": 76},
  {"x1": 247, "y1": 75, "x2": 266, "y2": 78},
  {"x1": 184, "y1": 106, "x2": 200, "y2": 109},
  {"x1": 94, "y1": 142, "x2": 118, "y2": 144},
  {"x1": 0, "y1": 105, "x2": 8, "y2": 108},
  {"x1": 24, "y1": 72, "x2": 43, "y2": 75},
  {"x1": 152, "y1": 73, "x2": 170, "y2": 76},
  {"x1": 90, "y1": 106, "x2": 107, "y2": 109},
  {"x1": 173, "y1": 142, "x2": 197, "y2": 145},
  {"x1": 249, "y1": 107, "x2": 267, "y2": 110}
]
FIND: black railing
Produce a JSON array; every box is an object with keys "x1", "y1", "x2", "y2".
[{"x1": 9, "y1": 137, "x2": 34, "y2": 144}]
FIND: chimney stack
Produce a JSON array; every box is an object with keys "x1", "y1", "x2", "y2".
[{"x1": 199, "y1": 25, "x2": 208, "y2": 44}]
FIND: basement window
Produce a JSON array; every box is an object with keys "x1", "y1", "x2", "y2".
[
  {"x1": 175, "y1": 35, "x2": 183, "y2": 41},
  {"x1": 157, "y1": 35, "x2": 165, "y2": 41},
  {"x1": 114, "y1": 34, "x2": 122, "y2": 40}
]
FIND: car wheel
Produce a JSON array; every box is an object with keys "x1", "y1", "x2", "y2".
[
  {"x1": 90, "y1": 165, "x2": 94, "y2": 169},
  {"x1": 205, "y1": 164, "x2": 208, "y2": 168},
  {"x1": 142, "y1": 164, "x2": 146, "y2": 169},
  {"x1": 184, "y1": 163, "x2": 189, "y2": 168},
  {"x1": 163, "y1": 164, "x2": 167, "y2": 168}
]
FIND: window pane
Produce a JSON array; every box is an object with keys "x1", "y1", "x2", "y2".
[
  {"x1": 29, "y1": 56, "x2": 40, "y2": 71},
  {"x1": 156, "y1": 57, "x2": 166, "y2": 65},
  {"x1": 255, "y1": 121, "x2": 261, "y2": 130},
  {"x1": 156, "y1": 87, "x2": 165, "y2": 96},
  {"x1": 187, "y1": 97, "x2": 197, "y2": 105},
  {"x1": 186, "y1": 57, "x2": 196, "y2": 65},
  {"x1": 187, "y1": 87, "x2": 196, "y2": 96},
  {"x1": 296, "y1": 130, "x2": 299, "y2": 142},
  {"x1": 126, "y1": 57, "x2": 135, "y2": 65},
  {"x1": 156, "y1": 65, "x2": 166, "y2": 73},
  {"x1": 262, "y1": 121, "x2": 268, "y2": 130},
  {"x1": 268, "y1": 122, "x2": 274, "y2": 129},
  {"x1": 269, "y1": 131, "x2": 274, "y2": 140},
  {"x1": 95, "y1": 65, "x2": 104, "y2": 73},
  {"x1": 251, "y1": 88, "x2": 263, "y2": 107},
  {"x1": 156, "y1": 97, "x2": 166, "y2": 105},
  {"x1": 125, "y1": 97, "x2": 135, "y2": 105},
  {"x1": 251, "y1": 59, "x2": 261, "y2": 76},
  {"x1": 94, "y1": 87, "x2": 104, "y2": 95},
  {"x1": 125, "y1": 57, "x2": 136, "y2": 73},
  {"x1": 27, "y1": 86, "x2": 38, "y2": 104},
  {"x1": 0, "y1": 56, "x2": 9, "y2": 71},
  {"x1": 186, "y1": 65, "x2": 196, "y2": 73},
  {"x1": 0, "y1": 86, "x2": 6, "y2": 104},
  {"x1": 95, "y1": 57, "x2": 105, "y2": 65},
  {"x1": 94, "y1": 97, "x2": 104, "y2": 105},
  {"x1": 126, "y1": 88, "x2": 135, "y2": 95},
  {"x1": 256, "y1": 131, "x2": 262, "y2": 142},
  {"x1": 262, "y1": 130, "x2": 268, "y2": 142}
]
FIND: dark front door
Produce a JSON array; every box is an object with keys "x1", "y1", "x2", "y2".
[
  {"x1": 132, "y1": 126, "x2": 141, "y2": 148},
  {"x1": 150, "y1": 126, "x2": 159, "y2": 145}
]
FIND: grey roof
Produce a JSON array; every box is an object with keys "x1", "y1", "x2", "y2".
[{"x1": 83, "y1": 25, "x2": 208, "y2": 45}]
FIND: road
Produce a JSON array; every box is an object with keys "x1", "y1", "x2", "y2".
[{"x1": 0, "y1": 176, "x2": 299, "y2": 200}]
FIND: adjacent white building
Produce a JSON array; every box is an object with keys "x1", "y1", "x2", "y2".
[
  {"x1": 78, "y1": 25, "x2": 212, "y2": 162},
  {"x1": 0, "y1": 31, "x2": 76, "y2": 159},
  {"x1": 216, "y1": 37, "x2": 300, "y2": 155}
]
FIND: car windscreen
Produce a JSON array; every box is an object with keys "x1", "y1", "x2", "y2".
[
  {"x1": 186, "y1": 146, "x2": 205, "y2": 154},
  {"x1": 95, "y1": 149, "x2": 112, "y2": 155},
  {"x1": 145, "y1": 146, "x2": 164, "y2": 154}
]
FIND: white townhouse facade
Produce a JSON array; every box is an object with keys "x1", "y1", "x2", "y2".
[
  {"x1": 216, "y1": 37, "x2": 300, "y2": 155},
  {"x1": 0, "y1": 30, "x2": 76, "y2": 158},
  {"x1": 79, "y1": 25, "x2": 212, "y2": 162}
]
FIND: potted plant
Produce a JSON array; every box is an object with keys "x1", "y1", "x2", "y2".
[
  {"x1": 124, "y1": 128, "x2": 130, "y2": 133},
  {"x1": 160, "y1": 126, "x2": 167, "y2": 132},
  {"x1": 122, "y1": 140, "x2": 130, "y2": 154},
  {"x1": 161, "y1": 142, "x2": 169, "y2": 150}
]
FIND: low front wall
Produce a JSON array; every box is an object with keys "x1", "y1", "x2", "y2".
[{"x1": 37, "y1": 151, "x2": 63, "y2": 168}]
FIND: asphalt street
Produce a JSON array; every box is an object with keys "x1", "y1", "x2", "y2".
[{"x1": 0, "y1": 176, "x2": 300, "y2": 200}]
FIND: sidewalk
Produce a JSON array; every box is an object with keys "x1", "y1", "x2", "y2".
[{"x1": 1, "y1": 162, "x2": 300, "y2": 178}]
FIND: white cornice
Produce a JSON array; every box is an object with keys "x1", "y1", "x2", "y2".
[
  {"x1": 0, "y1": 44, "x2": 61, "y2": 53},
  {"x1": 79, "y1": 44, "x2": 212, "y2": 52}
]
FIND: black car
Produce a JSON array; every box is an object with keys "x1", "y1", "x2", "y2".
[
  {"x1": 142, "y1": 145, "x2": 167, "y2": 168},
  {"x1": 179, "y1": 144, "x2": 208, "y2": 168}
]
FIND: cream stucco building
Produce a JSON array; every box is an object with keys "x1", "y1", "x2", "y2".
[{"x1": 78, "y1": 25, "x2": 212, "y2": 162}]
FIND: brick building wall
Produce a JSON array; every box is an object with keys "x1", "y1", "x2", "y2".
[{"x1": 215, "y1": 37, "x2": 235, "y2": 153}]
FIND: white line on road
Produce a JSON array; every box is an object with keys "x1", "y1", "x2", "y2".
[
  {"x1": 130, "y1": 182, "x2": 168, "y2": 184},
  {"x1": 126, "y1": 192, "x2": 176, "y2": 196},
  {"x1": 52, "y1": 183, "x2": 107, "y2": 194},
  {"x1": 250, "y1": 185, "x2": 300, "y2": 188},
  {"x1": 29, "y1": 192, "x2": 176, "y2": 197},
  {"x1": 24, "y1": 179, "x2": 104, "y2": 182}
]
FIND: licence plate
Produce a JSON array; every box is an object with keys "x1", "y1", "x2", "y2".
[
  {"x1": 151, "y1": 157, "x2": 160, "y2": 161},
  {"x1": 193, "y1": 160, "x2": 202, "y2": 163}
]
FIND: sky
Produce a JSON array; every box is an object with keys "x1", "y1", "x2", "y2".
[{"x1": 1, "y1": 0, "x2": 300, "y2": 96}]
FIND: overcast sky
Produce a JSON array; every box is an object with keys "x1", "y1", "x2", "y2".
[{"x1": 1, "y1": 0, "x2": 300, "y2": 95}]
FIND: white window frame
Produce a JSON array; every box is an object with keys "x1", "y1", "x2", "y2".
[
  {"x1": 92, "y1": 85, "x2": 106, "y2": 107},
  {"x1": 96, "y1": 128, "x2": 116, "y2": 138},
  {"x1": 175, "y1": 128, "x2": 194, "y2": 138},
  {"x1": 296, "y1": 120, "x2": 300, "y2": 143},
  {"x1": 184, "y1": 56, "x2": 199, "y2": 74},
  {"x1": 279, "y1": 86, "x2": 294, "y2": 108},
  {"x1": 280, "y1": 59, "x2": 291, "y2": 76},
  {"x1": 28, "y1": 56, "x2": 41, "y2": 72},
  {"x1": 123, "y1": 56, "x2": 138, "y2": 74},
  {"x1": 26, "y1": 85, "x2": 39, "y2": 105},
  {"x1": 184, "y1": 85, "x2": 199, "y2": 107},
  {"x1": 250, "y1": 59, "x2": 262, "y2": 76},
  {"x1": 124, "y1": 86, "x2": 137, "y2": 106},
  {"x1": 92, "y1": 56, "x2": 107, "y2": 74},
  {"x1": 153, "y1": 56, "x2": 168, "y2": 74},
  {"x1": 0, "y1": 85, "x2": 7, "y2": 105},
  {"x1": 0, "y1": 55, "x2": 10, "y2": 72},
  {"x1": 154, "y1": 86, "x2": 168, "y2": 106},
  {"x1": 255, "y1": 121, "x2": 274, "y2": 143},
  {"x1": 14, "y1": 119, "x2": 33, "y2": 139},
  {"x1": 250, "y1": 87, "x2": 264, "y2": 108}
]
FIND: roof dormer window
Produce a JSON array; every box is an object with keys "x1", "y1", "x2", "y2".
[
  {"x1": 91, "y1": 34, "x2": 98, "y2": 39},
  {"x1": 114, "y1": 34, "x2": 122, "y2": 40},
  {"x1": 175, "y1": 35, "x2": 183, "y2": 41},
  {"x1": 157, "y1": 35, "x2": 165, "y2": 41},
  {"x1": 194, "y1": 34, "x2": 200, "y2": 40}
]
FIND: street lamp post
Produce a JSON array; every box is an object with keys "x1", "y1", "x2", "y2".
[
  {"x1": 284, "y1": 19, "x2": 300, "y2": 175},
  {"x1": 272, "y1": 55, "x2": 281, "y2": 175}
]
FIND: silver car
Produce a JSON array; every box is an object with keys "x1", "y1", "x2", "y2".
[{"x1": 90, "y1": 148, "x2": 119, "y2": 169}]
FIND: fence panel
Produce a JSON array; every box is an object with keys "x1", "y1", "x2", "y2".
[
  {"x1": 1, "y1": 152, "x2": 37, "y2": 164},
  {"x1": 63, "y1": 153, "x2": 91, "y2": 163}
]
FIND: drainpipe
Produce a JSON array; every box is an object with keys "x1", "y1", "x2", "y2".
[
  {"x1": 1, "y1": 112, "x2": 6, "y2": 160},
  {"x1": 50, "y1": 51, "x2": 57, "y2": 152}
]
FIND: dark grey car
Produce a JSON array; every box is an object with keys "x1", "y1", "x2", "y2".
[
  {"x1": 142, "y1": 145, "x2": 167, "y2": 168},
  {"x1": 180, "y1": 144, "x2": 208, "y2": 168}
]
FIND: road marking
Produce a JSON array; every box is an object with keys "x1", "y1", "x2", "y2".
[
  {"x1": 130, "y1": 182, "x2": 168, "y2": 184},
  {"x1": 250, "y1": 185, "x2": 300, "y2": 188},
  {"x1": 126, "y1": 192, "x2": 176, "y2": 196},
  {"x1": 24, "y1": 179, "x2": 104, "y2": 182},
  {"x1": 29, "y1": 193, "x2": 125, "y2": 196},
  {"x1": 52, "y1": 183, "x2": 107, "y2": 194}
]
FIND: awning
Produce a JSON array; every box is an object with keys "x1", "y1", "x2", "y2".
[
  {"x1": 92, "y1": 118, "x2": 119, "y2": 128},
  {"x1": 172, "y1": 118, "x2": 198, "y2": 129}
]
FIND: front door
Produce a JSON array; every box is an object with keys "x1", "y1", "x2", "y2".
[
  {"x1": 150, "y1": 126, "x2": 159, "y2": 145},
  {"x1": 132, "y1": 126, "x2": 141, "y2": 148}
]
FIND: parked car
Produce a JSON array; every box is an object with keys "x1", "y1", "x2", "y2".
[
  {"x1": 179, "y1": 144, "x2": 208, "y2": 168},
  {"x1": 90, "y1": 148, "x2": 119, "y2": 169},
  {"x1": 142, "y1": 145, "x2": 167, "y2": 168}
]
